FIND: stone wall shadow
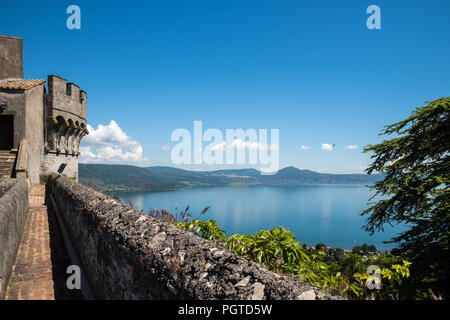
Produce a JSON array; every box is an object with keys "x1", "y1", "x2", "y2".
[{"x1": 46, "y1": 203, "x2": 83, "y2": 300}]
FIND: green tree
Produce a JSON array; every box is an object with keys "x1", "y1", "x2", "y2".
[
  {"x1": 363, "y1": 97, "x2": 450, "y2": 298},
  {"x1": 352, "y1": 245, "x2": 363, "y2": 254},
  {"x1": 361, "y1": 243, "x2": 369, "y2": 253}
]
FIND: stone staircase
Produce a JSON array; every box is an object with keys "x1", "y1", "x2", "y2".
[{"x1": 0, "y1": 150, "x2": 17, "y2": 179}]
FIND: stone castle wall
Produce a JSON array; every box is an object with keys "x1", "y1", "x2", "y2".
[
  {"x1": 0, "y1": 179, "x2": 29, "y2": 299},
  {"x1": 46, "y1": 75, "x2": 87, "y2": 122},
  {"x1": 24, "y1": 84, "x2": 45, "y2": 184},
  {"x1": 0, "y1": 87, "x2": 26, "y2": 150},
  {"x1": 0, "y1": 35, "x2": 23, "y2": 80},
  {"x1": 44, "y1": 173, "x2": 339, "y2": 300},
  {"x1": 0, "y1": 82, "x2": 45, "y2": 184},
  {"x1": 43, "y1": 75, "x2": 88, "y2": 180},
  {"x1": 1, "y1": 35, "x2": 88, "y2": 184}
]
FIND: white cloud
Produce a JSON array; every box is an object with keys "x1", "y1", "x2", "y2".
[
  {"x1": 79, "y1": 120, "x2": 148, "y2": 165},
  {"x1": 161, "y1": 145, "x2": 171, "y2": 152},
  {"x1": 345, "y1": 145, "x2": 358, "y2": 150},
  {"x1": 321, "y1": 143, "x2": 334, "y2": 151},
  {"x1": 301, "y1": 145, "x2": 311, "y2": 150}
]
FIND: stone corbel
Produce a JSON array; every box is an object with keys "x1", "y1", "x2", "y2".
[
  {"x1": 46, "y1": 117, "x2": 59, "y2": 152},
  {"x1": 73, "y1": 129, "x2": 87, "y2": 154},
  {"x1": 65, "y1": 124, "x2": 76, "y2": 154},
  {"x1": 57, "y1": 120, "x2": 70, "y2": 153},
  {"x1": 71, "y1": 126, "x2": 81, "y2": 154}
]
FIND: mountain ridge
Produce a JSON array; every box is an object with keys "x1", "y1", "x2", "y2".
[{"x1": 79, "y1": 163, "x2": 382, "y2": 192}]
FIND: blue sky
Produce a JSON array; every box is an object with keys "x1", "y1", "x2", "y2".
[{"x1": 1, "y1": 0, "x2": 449, "y2": 173}]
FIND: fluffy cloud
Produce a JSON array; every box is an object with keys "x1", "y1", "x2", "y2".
[
  {"x1": 321, "y1": 143, "x2": 334, "y2": 151},
  {"x1": 345, "y1": 145, "x2": 358, "y2": 150},
  {"x1": 79, "y1": 120, "x2": 148, "y2": 165},
  {"x1": 301, "y1": 145, "x2": 311, "y2": 150}
]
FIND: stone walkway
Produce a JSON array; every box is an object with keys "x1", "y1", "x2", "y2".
[{"x1": 5, "y1": 185, "x2": 82, "y2": 300}]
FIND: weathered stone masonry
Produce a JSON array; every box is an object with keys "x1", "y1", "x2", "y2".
[
  {"x1": 2, "y1": 33, "x2": 341, "y2": 300},
  {"x1": 45, "y1": 173, "x2": 339, "y2": 300},
  {"x1": 41, "y1": 75, "x2": 89, "y2": 179},
  {"x1": 0, "y1": 35, "x2": 88, "y2": 183},
  {"x1": 0, "y1": 35, "x2": 23, "y2": 80},
  {"x1": 0, "y1": 179, "x2": 29, "y2": 299}
]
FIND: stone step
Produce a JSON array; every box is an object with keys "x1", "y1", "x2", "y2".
[
  {"x1": 0, "y1": 151, "x2": 17, "y2": 178},
  {"x1": 0, "y1": 163, "x2": 15, "y2": 168},
  {"x1": 0, "y1": 159, "x2": 16, "y2": 163}
]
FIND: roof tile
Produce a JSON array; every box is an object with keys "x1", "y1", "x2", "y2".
[
  {"x1": 0, "y1": 35, "x2": 22, "y2": 40},
  {"x1": 0, "y1": 79, "x2": 45, "y2": 90}
]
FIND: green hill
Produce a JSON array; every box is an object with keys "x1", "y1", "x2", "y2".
[{"x1": 79, "y1": 164, "x2": 382, "y2": 192}]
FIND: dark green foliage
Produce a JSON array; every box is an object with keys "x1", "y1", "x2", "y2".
[
  {"x1": 176, "y1": 219, "x2": 227, "y2": 242},
  {"x1": 226, "y1": 227, "x2": 310, "y2": 271},
  {"x1": 339, "y1": 254, "x2": 367, "y2": 277},
  {"x1": 167, "y1": 208, "x2": 411, "y2": 299},
  {"x1": 352, "y1": 243, "x2": 377, "y2": 254},
  {"x1": 352, "y1": 246, "x2": 362, "y2": 254},
  {"x1": 363, "y1": 97, "x2": 450, "y2": 298}
]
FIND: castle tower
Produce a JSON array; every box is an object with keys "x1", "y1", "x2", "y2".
[
  {"x1": 0, "y1": 35, "x2": 23, "y2": 80},
  {"x1": 42, "y1": 75, "x2": 88, "y2": 180},
  {"x1": 0, "y1": 35, "x2": 87, "y2": 183}
]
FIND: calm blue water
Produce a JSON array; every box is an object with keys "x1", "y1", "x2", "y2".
[{"x1": 113, "y1": 185, "x2": 405, "y2": 250}]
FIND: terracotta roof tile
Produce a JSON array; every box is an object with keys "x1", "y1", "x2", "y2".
[
  {"x1": 0, "y1": 79, "x2": 45, "y2": 90},
  {"x1": 0, "y1": 35, "x2": 22, "y2": 40}
]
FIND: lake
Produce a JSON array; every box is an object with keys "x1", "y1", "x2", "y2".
[{"x1": 112, "y1": 184, "x2": 405, "y2": 251}]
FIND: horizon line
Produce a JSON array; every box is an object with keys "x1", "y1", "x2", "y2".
[{"x1": 79, "y1": 163, "x2": 373, "y2": 175}]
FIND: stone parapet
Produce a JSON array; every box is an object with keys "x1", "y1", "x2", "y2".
[
  {"x1": 43, "y1": 173, "x2": 341, "y2": 300},
  {"x1": 0, "y1": 178, "x2": 29, "y2": 299}
]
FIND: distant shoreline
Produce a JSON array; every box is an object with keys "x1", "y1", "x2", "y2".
[
  {"x1": 99, "y1": 181, "x2": 373, "y2": 195},
  {"x1": 79, "y1": 163, "x2": 381, "y2": 194}
]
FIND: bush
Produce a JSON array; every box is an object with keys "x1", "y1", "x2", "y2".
[{"x1": 149, "y1": 206, "x2": 414, "y2": 299}]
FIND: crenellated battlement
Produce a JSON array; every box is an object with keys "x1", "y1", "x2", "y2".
[
  {"x1": 1, "y1": 35, "x2": 88, "y2": 183},
  {"x1": 46, "y1": 75, "x2": 87, "y2": 121},
  {"x1": 43, "y1": 75, "x2": 88, "y2": 178},
  {"x1": 66, "y1": 82, "x2": 80, "y2": 101}
]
